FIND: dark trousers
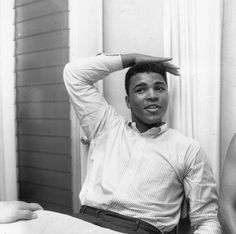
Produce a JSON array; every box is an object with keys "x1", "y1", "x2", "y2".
[{"x1": 75, "y1": 205, "x2": 177, "y2": 234}]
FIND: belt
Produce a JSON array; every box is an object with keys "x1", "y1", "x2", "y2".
[{"x1": 79, "y1": 205, "x2": 177, "y2": 234}]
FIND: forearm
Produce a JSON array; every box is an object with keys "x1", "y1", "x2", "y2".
[
  {"x1": 64, "y1": 54, "x2": 123, "y2": 85},
  {"x1": 120, "y1": 53, "x2": 138, "y2": 68},
  {"x1": 64, "y1": 53, "x2": 151, "y2": 83}
]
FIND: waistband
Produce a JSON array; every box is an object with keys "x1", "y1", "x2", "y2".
[{"x1": 79, "y1": 205, "x2": 177, "y2": 234}]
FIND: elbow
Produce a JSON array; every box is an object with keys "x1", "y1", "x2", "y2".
[
  {"x1": 63, "y1": 62, "x2": 72, "y2": 84},
  {"x1": 63, "y1": 62, "x2": 70, "y2": 73}
]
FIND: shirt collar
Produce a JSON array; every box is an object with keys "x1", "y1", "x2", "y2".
[{"x1": 127, "y1": 121, "x2": 168, "y2": 138}]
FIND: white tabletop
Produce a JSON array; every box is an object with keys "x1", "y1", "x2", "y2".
[{"x1": 0, "y1": 210, "x2": 122, "y2": 234}]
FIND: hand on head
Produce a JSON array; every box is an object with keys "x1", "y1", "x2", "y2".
[
  {"x1": 0, "y1": 201, "x2": 43, "y2": 223},
  {"x1": 132, "y1": 54, "x2": 180, "y2": 76}
]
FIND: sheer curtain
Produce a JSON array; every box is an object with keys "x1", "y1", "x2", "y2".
[
  {"x1": 163, "y1": 0, "x2": 222, "y2": 185},
  {"x1": 0, "y1": 94, "x2": 6, "y2": 200},
  {"x1": 0, "y1": 0, "x2": 17, "y2": 201},
  {"x1": 68, "y1": 0, "x2": 103, "y2": 212}
]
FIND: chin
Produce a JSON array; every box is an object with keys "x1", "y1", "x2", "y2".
[{"x1": 145, "y1": 120, "x2": 163, "y2": 127}]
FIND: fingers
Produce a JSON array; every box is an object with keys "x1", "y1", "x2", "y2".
[
  {"x1": 163, "y1": 62, "x2": 180, "y2": 76},
  {"x1": 14, "y1": 210, "x2": 38, "y2": 221},
  {"x1": 134, "y1": 54, "x2": 173, "y2": 64},
  {"x1": 14, "y1": 202, "x2": 43, "y2": 222},
  {"x1": 165, "y1": 67, "x2": 180, "y2": 76},
  {"x1": 28, "y1": 203, "x2": 44, "y2": 211},
  {"x1": 0, "y1": 201, "x2": 43, "y2": 223},
  {"x1": 162, "y1": 62, "x2": 179, "y2": 70},
  {"x1": 155, "y1": 57, "x2": 172, "y2": 62},
  {"x1": 15, "y1": 201, "x2": 43, "y2": 211}
]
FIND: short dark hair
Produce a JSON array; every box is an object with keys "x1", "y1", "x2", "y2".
[{"x1": 125, "y1": 61, "x2": 167, "y2": 95}]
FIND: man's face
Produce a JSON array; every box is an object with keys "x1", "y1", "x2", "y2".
[{"x1": 125, "y1": 72, "x2": 169, "y2": 132}]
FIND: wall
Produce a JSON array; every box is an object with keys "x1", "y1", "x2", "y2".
[
  {"x1": 103, "y1": 0, "x2": 164, "y2": 120},
  {"x1": 68, "y1": 0, "x2": 104, "y2": 212},
  {"x1": 15, "y1": 0, "x2": 72, "y2": 214},
  {"x1": 220, "y1": 0, "x2": 236, "y2": 169}
]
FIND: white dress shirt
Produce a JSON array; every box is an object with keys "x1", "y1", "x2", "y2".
[{"x1": 63, "y1": 54, "x2": 221, "y2": 233}]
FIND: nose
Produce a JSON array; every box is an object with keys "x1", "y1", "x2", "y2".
[{"x1": 146, "y1": 88, "x2": 158, "y2": 101}]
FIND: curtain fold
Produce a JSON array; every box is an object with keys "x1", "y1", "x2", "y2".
[
  {"x1": 68, "y1": 0, "x2": 104, "y2": 211},
  {"x1": 0, "y1": 0, "x2": 17, "y2": 200},
  {"x1": 0, "y1": 101, "x2": 6, "y2": 200},
  {"x1": 164, "y1": 0, "x2": 222, "y2": 185}
]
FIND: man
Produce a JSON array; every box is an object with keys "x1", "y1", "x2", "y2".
[
  {"x1": 0, "y1": 201, "x2": 43, "y2": 223},
  {"x1": 63, "y1": 53, "x2": 221, "y2": 234},
  {"x1": 219, "y1": 133, "x2": 236, "y2": 234}
]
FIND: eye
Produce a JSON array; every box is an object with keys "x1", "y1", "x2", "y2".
[
  {"x1": 155, "y1": 86, "x2": 166, "y2": 92},
  {"x1": 135, "y1": 88, "x2": 145, "y2": 93}
]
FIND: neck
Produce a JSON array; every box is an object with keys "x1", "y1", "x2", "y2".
[{"x1": 135, "y1": 121, "x2": 164, "y2": 133}]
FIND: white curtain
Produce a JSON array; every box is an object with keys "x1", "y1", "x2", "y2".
[
  {"x1": 0, "y1": 0, "x2": 17, "y2": 201},
  {"x1": 0, "y1": 97, "x2": 6, "y2": 200},
  {"x1": 68, "y1": 0, "x2": 103, "y2": 212},
  {"x1": 164, "y1": 0, "x2": 222, "y2": 185}
]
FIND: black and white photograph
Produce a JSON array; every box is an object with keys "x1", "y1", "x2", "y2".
[{"x1": 0, "y1": 0, "x2": 235, "y2": 233}]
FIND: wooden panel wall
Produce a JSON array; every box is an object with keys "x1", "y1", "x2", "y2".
[{"x1": 15, "y1": 0, "x2": 72, "y2": 214}]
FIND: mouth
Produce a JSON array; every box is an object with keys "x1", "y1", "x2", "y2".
[{"x1": 144, "y1": 104, "x2": 162, "y2": 112}]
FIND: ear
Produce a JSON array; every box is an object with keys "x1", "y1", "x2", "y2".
[{"x1": 125, "y1": 95, "x2": 131, "y2": 109}]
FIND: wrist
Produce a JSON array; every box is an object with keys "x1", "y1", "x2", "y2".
[{"x1": 120, "y1": 53, "x2": 136, "y2": 68}]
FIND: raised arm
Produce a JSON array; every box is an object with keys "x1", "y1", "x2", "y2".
[
  {"x1": 219, "y1": 133, "x2": 236, "y2": 234},
  {"x1": 63, "y1": 53, "x2": 178, "y2": 140}
]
